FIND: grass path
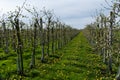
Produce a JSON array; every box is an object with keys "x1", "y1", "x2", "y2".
[
  {"x1": 1, "y1": 32, "x2": 107, "y2": 80},
  {"x1": 25, "y1": 32, "x2": 106, "y2": 80}
]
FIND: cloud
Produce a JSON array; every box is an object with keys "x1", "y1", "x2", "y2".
[
  {"x1": 62, "y1": 16, "x2": 95, "y2": 29},
  {"x1": 0, "y1": 0, "x2": 110, "y2": 29}
]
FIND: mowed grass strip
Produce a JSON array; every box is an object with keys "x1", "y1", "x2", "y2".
[
  {"x1": 28, "y1": 32, "x2": 106, "y2": 80},
  {"x1": 1, "y1": 32, "x2": 106, "y2": 80}
]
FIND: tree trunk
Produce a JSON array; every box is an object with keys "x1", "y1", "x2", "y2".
[
  {"x1": 30, "y1": 20, "x2": 37, "y2": 68},
  {"x1": 46, "y1": 18, "x2": 51, "y2": 56},
  {"x1": 40, "y1": 18, "x2": 45, "y2": 62},
  {"x1": 15, "y1": 19, "x2": 24, "y2": 75},
  {"x1": 51, "y1": 23, "x2": 54, "y2": 54}
]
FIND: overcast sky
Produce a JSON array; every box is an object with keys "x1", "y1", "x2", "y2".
[{"x1": 0, "y1": 0, "x2": 111, "y2": 29}]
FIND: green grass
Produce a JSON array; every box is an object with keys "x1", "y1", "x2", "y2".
[{"x1": 0, "y1": 32, "x2": 116, "y2": 80}]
